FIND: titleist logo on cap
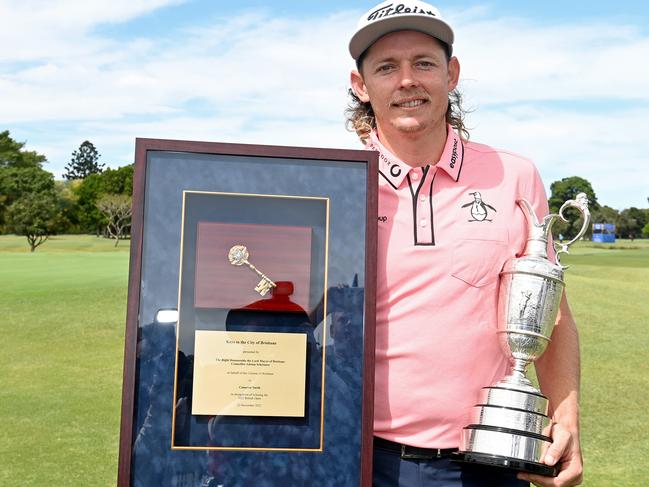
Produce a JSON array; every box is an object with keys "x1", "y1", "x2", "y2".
[
  {"x1": 367, "y1": 3, "x2": 438, "y2": 21},
  {"x1": 349, "y1": 1, "x2": 453, "y2": 59}
]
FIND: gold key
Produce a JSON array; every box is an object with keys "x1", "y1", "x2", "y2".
[{"x1": 228, "y1": 245, "x2": 277, "y2": 296}]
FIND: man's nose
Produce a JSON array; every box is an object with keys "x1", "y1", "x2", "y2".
[{"x1": 399, "y1": 65, "x2": 419, "y2": 88}]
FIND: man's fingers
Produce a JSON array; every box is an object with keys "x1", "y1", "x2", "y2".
[
  {"x1": 519, "y1": 471, "x2": 555, "y2": 487},
  {"x1": 516, "y1": 423, "x2": 583, "y2": 487},
  {"x1": 543, "y1": 424, "x2": 570, "y2": 465},
  {"x1": 519, "y1": 461, "x2": 583, "y2": 487}
]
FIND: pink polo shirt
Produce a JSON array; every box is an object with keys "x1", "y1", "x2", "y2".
[{"x1": 368, "y1": 126, "x2": 551, "y2": 448}]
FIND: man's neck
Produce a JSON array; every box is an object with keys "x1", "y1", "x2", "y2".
[{"x1": 376, "y1": 123, "x2": 448, "y2": 168}]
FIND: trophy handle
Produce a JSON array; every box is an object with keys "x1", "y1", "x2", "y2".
[{"x1": 554, "y1": 192, "x2": 591, "y2": 268}]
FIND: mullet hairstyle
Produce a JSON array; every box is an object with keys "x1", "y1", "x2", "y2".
[{"x1": 345, "y1": 41, "x2": 470, "y2": 143}]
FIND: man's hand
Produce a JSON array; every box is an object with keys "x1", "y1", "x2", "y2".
[{"x1": 517, "y1": 422, "x2": 583, "y2": 487}]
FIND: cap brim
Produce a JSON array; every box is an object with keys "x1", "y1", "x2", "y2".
[{"x1": 349, "y1": 15, "x2": 454, "y2": 60}]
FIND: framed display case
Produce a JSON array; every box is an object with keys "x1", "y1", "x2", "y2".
[{"x1": 118, "y1": 139, "x2": 378, "y2": 486}]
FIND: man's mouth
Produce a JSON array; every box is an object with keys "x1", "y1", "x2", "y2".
[{"x1": 393, "y1": 99, "x2": 427, "y2": 108}]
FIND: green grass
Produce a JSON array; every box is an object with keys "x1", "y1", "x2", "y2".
[
  {"x1": 0, "y1": 236, "x2": 647, "y2": 485},
  {"x1": 0, "y1": 235, "x2": 128, "y2": 486},
  {"x1": 0, "y1": 234, "x2": 131, "y2": 253},
  {"x1": 560, "y1": 241, "x2": 649, "y2": 486}
]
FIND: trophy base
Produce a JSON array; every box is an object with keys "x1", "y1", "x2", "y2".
[
  {"x1": 455, "y1": 385, "x2": 558, "y2": 477},
  {"x1": 452, "y1": 451, "x2": 558, "y2": 477}
]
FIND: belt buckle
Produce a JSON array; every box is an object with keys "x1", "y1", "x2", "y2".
[{"x1": 400, "y1": 444, "x2": 438, "y2": 460}]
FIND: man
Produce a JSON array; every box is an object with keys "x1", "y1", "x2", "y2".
[{"x1": 346, "y1": 2, "x2": 583, "y2": 486}]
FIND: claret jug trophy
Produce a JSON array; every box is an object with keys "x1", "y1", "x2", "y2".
[{"x1": 454, "y1": 193, "x2": 590, "y2": 476}]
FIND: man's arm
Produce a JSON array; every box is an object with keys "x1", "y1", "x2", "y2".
[{"x1": 519, "y1": 291, "x2": 583, "y2": 487}]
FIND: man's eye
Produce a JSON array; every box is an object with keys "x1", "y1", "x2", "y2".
[
  {"x1": 416, "y1": 61, "x2": 435, "y2": 68},
  {"x1": 376, "y1": 64, "x2": 394, "y2": 73}
]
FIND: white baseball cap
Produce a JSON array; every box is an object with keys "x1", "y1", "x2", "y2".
[{"x1": 349, "y1": 0, "x2": 455, "y2": 60}]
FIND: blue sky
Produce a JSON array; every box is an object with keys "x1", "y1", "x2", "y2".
[{"x1": 1, "y1": 0, "x2": 648, "y2": 209}]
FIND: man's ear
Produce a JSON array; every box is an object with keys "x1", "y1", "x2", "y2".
[
  {"x1": 350, "y1": 70, "x2": 370, "y2": 103},
  {"x1": 447, "y1": 56, "x2": 460, "y2": 92}
]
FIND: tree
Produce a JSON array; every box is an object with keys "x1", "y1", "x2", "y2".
[
  {"x1": 73, "y1": 164, "x2": 133, "y2": 234},
  {"x1": 0, "y1": 166, "x2": 55, "y2": 233},
  {"x1": 96, "y1": 194, "x2": 131, "y2": 246},
  {"x1": 74, "y1": 173, "x2": 108, "y2": 233},
  {"x1": 548, "y1": 176, "x2": 599, "y2": 238},
  {"x1": 0, "y1": 130, "x2": 47, "y2": 169},
  {"x1": 100, "y1": 165, "x2": 134, "y2": 195},
  {"x1": 7, "y1": 192, "x2": 59, "y2": 252},
  {"x1": 0, "y1": 166, "x2": 55, "y2": 201},
  {"x1": 617, "y1": 207, "x2": 647, "y2": 239},
  {"x1": 590, "y1": 205, "x2": 619, "y2": 224},
  {"x1": 0, "y1": 131, "x2": 50, "y2": 232},
  {"x1": 64, "y1": 140, "x2": 105, "y2": 180},
  {"x1": 53, "y1": 180, "x2": 82, "y2": 234},
  {"x1": 642, "y1": 222, "x2": 649, "y2": 239},
  {"x1": 548, "y1": 176, "x2": 599, "y2": 212}
]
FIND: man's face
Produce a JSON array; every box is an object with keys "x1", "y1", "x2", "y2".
[{"x1": 351, "y1": 30, "x2": 459, "y2": 137}]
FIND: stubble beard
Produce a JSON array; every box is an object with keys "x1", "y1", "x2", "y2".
[
  {"x1": 390, "y1": 110, "x2": 446, "y2": 139},
  {"x1": 394, "y1": 118, "x2": 429, "y2": 134}
]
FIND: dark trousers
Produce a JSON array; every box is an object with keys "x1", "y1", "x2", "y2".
[{"x1": 373, "y1": 444, "x2": 529, "y2": 487}]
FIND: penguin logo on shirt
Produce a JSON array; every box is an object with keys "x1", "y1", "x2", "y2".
[{"x1": 461, "y1": 192, "x2": 497, "y2": 222}]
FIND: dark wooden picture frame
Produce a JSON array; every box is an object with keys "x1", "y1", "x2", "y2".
[{"x1": 118, "y1": 139, "x2": 378, "y2": 486}]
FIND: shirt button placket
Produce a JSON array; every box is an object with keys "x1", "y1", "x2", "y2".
[
  {"x1": 410, "y1": 168, "x2": 433, "y2": 245},
  {"x1": 417, "y1": 178, "x2": 433, "y2": 244}
]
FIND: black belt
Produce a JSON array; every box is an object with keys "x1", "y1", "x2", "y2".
[{"x1": 374, "y1": 437, "x2": 459, "y2": 460}]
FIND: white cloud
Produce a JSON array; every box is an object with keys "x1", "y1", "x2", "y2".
[
  {"x1": 0, "y1": 0, "x2": 185, "y2": 26},
  {"x1": 2, "y1": 3, "x2": 648, "y2": 209},
  {"x1": 454, "y1": 16, "x2": 649, "y2": 103},
  {"x1": 448, "y1": 10, "x2": 649, "y2": 208},
  {"x1": 0, "y1": 0, "x2": 185, "y2": 62},
  {"x1": 467, "y1": 105, "x2": 649, "y2": 209}
]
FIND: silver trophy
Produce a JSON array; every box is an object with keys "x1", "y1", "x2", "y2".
[{"x1": 454, "y1": 193, "x2": 590, "y2": 476}]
